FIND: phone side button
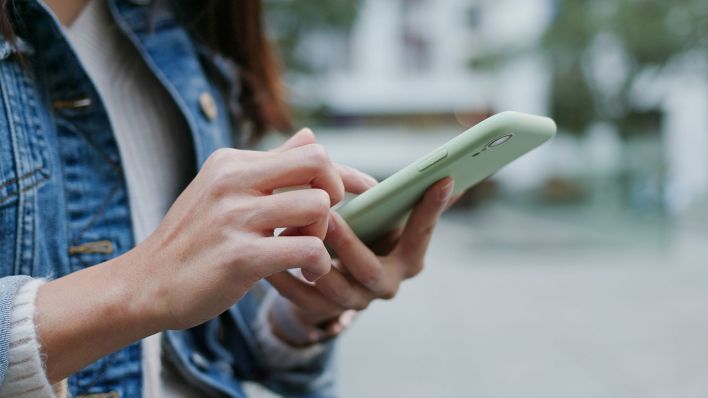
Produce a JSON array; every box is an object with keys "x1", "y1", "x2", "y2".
[{"x1": 417, "y1": 149, "x2": 448, "y2": 172}]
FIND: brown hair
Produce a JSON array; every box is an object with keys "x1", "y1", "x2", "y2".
[
  {"x1": 193, "y1": 0, "x2": 292, "y2": 140},
  {"x1": 0, "y1": 0, "x2": 291, "y2": 141}
]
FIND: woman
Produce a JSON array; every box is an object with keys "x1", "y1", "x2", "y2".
[{"x1": 0, "y1": 0, "x2": 454, "y2": 397}]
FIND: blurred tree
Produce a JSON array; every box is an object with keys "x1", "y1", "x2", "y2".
[
  {"x1": 265, "y1": 0, "x2": 360, "y2": 74},
  {"x1": 472, "y1": 0, "x2": 708, "y2": 136},
  {"x1": 545, "y1": 0, "x2": 707, "y2": 136}
]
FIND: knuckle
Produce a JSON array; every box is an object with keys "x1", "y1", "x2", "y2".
[
  {"x1": 208, "y1": 147, "x2": 237, "y2": 165},
  {"x1": 420, "y1": 225, "x2": 435, "y2": 237},
  {"x1": 349, "y1": 299, "x2": 370, "y2": 311},
  {"x1": 358, "y1": 265, "x2": 383, "y2": 288},
  {"x1": 407, "y1": 259, "x2": 425, "y2": 277},
  {"x1": 301, "y1": 237, "x2": 327, "y2": 263},
  {"x1": 315, "y1": 188, "x2": 331, "y2": 207},
  {"x1": 209, "y1": 182, "x2": 228, "y2": 200},
  {"x1": 410, "y1": 224, "x2": 435, "y2": 241},
  {"x1": 378, "y1": 284, "x2": 399, "y2": 300},
  {"x1": 228, "y1": 238, "x2": 258, "y2": 266},
  {"x1": 307, "y1": 144, "x2": 330, "y2": 164},
  {"x1": 308, "y1": 189, "x2": 331, "y2": 216},
  {"x1": 226, "y1": 200, "x2": 256, "y2": 227},
  {"x1": 208, "y1": 169, "x2": 237, "y2": 198},
  {"x1": 331, "y1": 181, "x2": 345, "y2": 205}
]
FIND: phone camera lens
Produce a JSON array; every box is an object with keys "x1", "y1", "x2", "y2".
[{"x1": 488, "y1": 134, "x2": 513, "y2": 148}]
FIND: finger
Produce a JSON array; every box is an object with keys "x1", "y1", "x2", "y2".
[
  {"x1": 271, "y1": 128, "x2": 317, "y2": 153},
  {"x1": 252, "y1": 144, "x2": 345, "y2": 205},
  {"x1": 322, "y1": 310, "x2": 357, "y2": 336},
  {"x1": 392, "y1": 178, "x2": 453, "y2": 275},
  {"x1": 251, "y1": 189, "x2": 332, "y2": 239},
  {"x1": 325, "y1": 212, "x2": 397, "y2": 298},
  {"x1": 253, "y1": 236, "x2": 332, "y2": 282},
  {"x1": 314, "y1": 264, "x2": 376, "y2": 311},
  {"x1": 336, "y1": 163, "x2": 378, "y2": 195},
  {"x1": 267, "y1": 272, "x2": 343, "y2": 321}
]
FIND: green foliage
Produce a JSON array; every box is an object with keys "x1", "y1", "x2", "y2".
[
  {"x1": 546, "y1": 0, "x2": 707, "y2": 135},
  {"x1": 474, "y1": 0, "x2": 708, "y2": 136},
  {"x1": 265, "y1": 0, "x2": 360, "y2": 73}
]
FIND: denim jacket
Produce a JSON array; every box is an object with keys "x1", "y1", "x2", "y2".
[{"x1": 0, "y1": 0, "x2": 335, "y2": 397}]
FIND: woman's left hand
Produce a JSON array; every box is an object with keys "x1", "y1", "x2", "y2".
[{"x1": 267, "y1": 171, "x2": 454, "y2": 346}]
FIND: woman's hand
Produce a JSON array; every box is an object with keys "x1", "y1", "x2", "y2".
[
  {"x1": 267, "y1": 177, "x2": 454, "y2": 345},
  {"x1": 36, "y1": 129, "x2": 344, "y2": 381},
  {"x1": 132, "y1": 131, "x2": 346, "y2": 330}
]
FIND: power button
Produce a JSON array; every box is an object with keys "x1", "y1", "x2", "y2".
[{"x1": 417, "y1": 149, "x2": 448, "y2": 172}]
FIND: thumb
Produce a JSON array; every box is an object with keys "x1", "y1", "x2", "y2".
[{"x1": 272, "y1": 128, "x2": 317, "y2": 153}]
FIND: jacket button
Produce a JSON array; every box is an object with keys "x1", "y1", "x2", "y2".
[
  {"x1": 190, "y1": 352, "x2": 210, "y2": 371},
  {"x1": 53, "y1": 97, "x2": 92, "y2": 110},
  {"x1": 199, "y1": 92, "x2": 218, "y2": 121}
]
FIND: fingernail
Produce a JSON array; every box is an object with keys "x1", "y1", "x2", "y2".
[
  {"x1": 439, "y1": 180, "x2": 454, "y2": 202},
  {"x1": 330, "y1": 322, "x2": 344, "y2": 335},
  {"x1": 363, "y1": 175, "x2": 378, "y2": 187},
  {"x1": 302, "y1": 268, "x2": 320, "y2": 282},
  {"x1": 341, "y1": 310, "x2": 357, "y2": 325}
]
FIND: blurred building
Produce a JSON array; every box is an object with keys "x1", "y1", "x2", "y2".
[
  {"x1": 288, "y1": 0, "x2": 708, "y2": 215},
  {"x1": 292, "y1": 0, "x2": 553, "y2": 121}
]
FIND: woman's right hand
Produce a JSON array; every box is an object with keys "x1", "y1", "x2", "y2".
[
  {"x1": 35, "y1": 129, "x2": 344, "y2": 382},
  {"x1": 133, "y1": 129, "x2": 344, "y2": 330}
]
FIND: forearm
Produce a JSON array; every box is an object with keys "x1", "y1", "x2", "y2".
[{"x1": 35, "y1": 249, "x2": 162, "y2": 383}]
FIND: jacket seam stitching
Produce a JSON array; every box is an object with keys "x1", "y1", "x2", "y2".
[
  {"x1": 0, "y1": 62, "x2": 26, "y2": 275},
  {"x1": 0, "y1": 167, "x2": 44, "y2": 190},
  {"x1": 0, "y1": 173, "x2": 50, "y2": 206}
]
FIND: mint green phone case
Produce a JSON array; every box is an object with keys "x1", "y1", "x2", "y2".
[{"x1": 336, "y1": 111, "x2": 556, "y2": 243}]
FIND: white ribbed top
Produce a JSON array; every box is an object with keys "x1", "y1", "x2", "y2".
[
  {"x1": 64, "y1": 1, "x2": 196, "y2": 397},
  {"x1": 65, "y1": 0, "x2": 195, "y2": 242}
]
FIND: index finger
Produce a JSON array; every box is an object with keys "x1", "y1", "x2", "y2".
[
  {"x1": 252, "y1": 144, "x2": 345, "y2": 206},
  {"x1": 270, "y1": 128, "x2": 317, "y2": 153}
]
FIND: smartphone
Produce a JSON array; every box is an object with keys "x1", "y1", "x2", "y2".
[{"x1": 335, "y1": 111, "x2": 556, "y2": 243}]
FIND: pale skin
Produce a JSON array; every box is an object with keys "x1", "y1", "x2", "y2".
[{"x1": 34, "y1": 0, "x2": 455, "y2": 385}]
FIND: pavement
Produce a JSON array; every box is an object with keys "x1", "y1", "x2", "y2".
[{"x1": 337, "y1": 206, "x2": 708, "y2": 398}]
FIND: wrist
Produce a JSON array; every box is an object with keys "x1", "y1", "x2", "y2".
[
  {"x1": 35, "y1": 251, "x2": 161, "y2": 382},
  {"x1": 114, "y1": 246, "x2": 171, "y2": 333}
]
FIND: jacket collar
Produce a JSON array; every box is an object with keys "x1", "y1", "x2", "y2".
[{"x1": 106, "y1": 0, "x2": 234, "y2": 167}]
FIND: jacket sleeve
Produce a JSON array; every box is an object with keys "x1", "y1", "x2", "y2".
[
  {"x1": 226, "y1": 281, "x2": 339, "y2": 397},
  {"x1": 0, "y1": 275, "x2": 35, "y2": 386},
  {"x1": 164, "y1": 280, "x2": 339, "y2": 398}
]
